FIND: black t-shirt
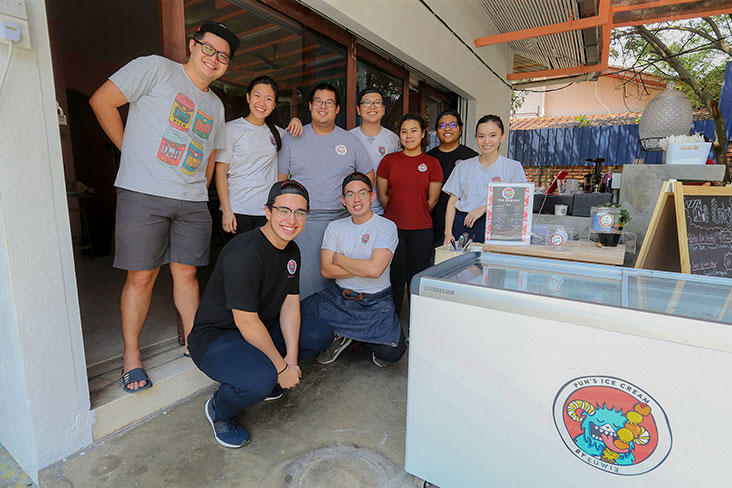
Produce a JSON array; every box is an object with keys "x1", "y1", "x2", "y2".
[
  {"x1": 188, "y1": 229, "x2": 300, "y2": 364},
  {"x1": 427, "y1": 145, "x2": 479, "y2": 243}
]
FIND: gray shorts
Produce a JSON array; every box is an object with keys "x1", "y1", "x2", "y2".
[{"x1": 114, "y1": 188, "x2": 212, "y2": 270}]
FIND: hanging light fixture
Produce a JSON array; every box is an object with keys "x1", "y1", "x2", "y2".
[{"x1": 638, "y1": 84, "x2": 693, "y2": 151}]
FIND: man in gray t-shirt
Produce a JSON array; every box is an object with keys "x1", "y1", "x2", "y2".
[
  {"x1": 349, "y1": 87, "x2": 400, "y2": 215},
  {"x1": 278, "y1": 83, "x2": 373, "y2": 299},
  {"x1": 89, "y1": 21, "x2": 239, "y2": 393},
  {"x1": 300, "y1": 173, "x2": 406, "y2": 368}
]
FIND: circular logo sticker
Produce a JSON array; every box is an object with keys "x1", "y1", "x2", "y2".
[
  {"x1": 287, "y1": 259, "x2": 297, "y2": 275},
  {"x1": 269, "y1": 135, "x2": 276, "y2": 146},
  {"x1": 553, "y1": 376, "x2": 672, "y2": 476},
  {"x1": 598, "y1": 212, "x2": 615, "y2": 229},
  {"x1": 417, "y1": 163, "x2": 428, "y2": 172},
  {"x1": 501, "y1": 187, "x2": 515, "y2": 199},
  {"x1": 361, "y1": 234, "x2": 370, "y2": 244},
  {"x1": 492, "y1": 176, "x2": 502, "y2": 182},
  {"x1": 378, "y1": 146, "x2": 386, "y2": 156},
  {"x1": 335, "y1": 144, "x2": 347, "y2": 156},
  {"x1": 549, "y1": 232, "x2": 566, "y2": 247}
]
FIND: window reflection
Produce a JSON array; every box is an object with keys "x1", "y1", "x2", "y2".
[{"x1": 357, "y1": 60, "x2": 403, "y2": 132}]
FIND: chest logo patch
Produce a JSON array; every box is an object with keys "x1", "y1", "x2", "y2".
[
  {"x1": 269, "y1": 135, "x2": 276, "y2": 146},
  {"x1": 378, "y1": 146, "x2": 387, "y2": 156},
  {"x1": 492, "y1": 176, "x2": 503, "y2": 183},
  {"x1": 417, "y1": 163, "x2": 428, "y2": 172},
  {"x1": 361, "y1": 234, "x2": 370, "y2": 244},
  {"x1": 287, "y1": 259, "x2": 297, "y2": 275},
  {"x1": 335, "y1": 144, "x2": 348, "y2": 156}
]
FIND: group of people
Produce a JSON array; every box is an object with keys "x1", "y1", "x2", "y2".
[{"x1": 89, "y1": 20, "x2": 527, "y2": 449}]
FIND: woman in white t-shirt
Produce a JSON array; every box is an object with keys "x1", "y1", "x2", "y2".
[
  {"x1": 215, "y1": 76, "x2": 301, "y2": 236},
  {"x1": 442, "y1": 114, "x2": 527, "y2": 244}
]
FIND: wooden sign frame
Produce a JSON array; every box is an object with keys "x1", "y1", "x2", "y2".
[{"x1": 636, "y1": 181, "x2": 732, "y2": 274}]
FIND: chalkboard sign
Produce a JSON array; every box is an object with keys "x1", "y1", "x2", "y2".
[
  {"x1": 683, "y1": 194, "x2": 732, "y2": 277},
  {"x1": 485, "y1": 183, "x2": 534, "y2": 246},
  {"x1": 637, "y1": 182, "x2": 732, "y2": 277}
]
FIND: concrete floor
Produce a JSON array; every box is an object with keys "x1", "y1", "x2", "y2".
[{"x1": 39, "y1": 341, "x2": 416, "y2": 487}]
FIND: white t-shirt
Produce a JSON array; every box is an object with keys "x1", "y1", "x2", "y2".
[
  {"x1": 442, "y1": 155, "x2": 527, "y2": 212},
  {"x1": 321, "y1": 214, "x2": 398, "y2": 294},
  {"x1": 349, "y1": 126, "x2": 400, "y2": 214},
  {"x1": 216, "y1": 118, "x2": 285, "y2": 216}
]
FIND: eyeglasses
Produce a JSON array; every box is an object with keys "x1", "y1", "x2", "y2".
[
  {"x1": 359, "y1": 100, "x2": 383, "y2": 108},
  {"x1": 271, "y1": 206, "x2": 308, "y2": 220},
  {"x1": 438, "y1": 122, "x2": 458, "y2": 129},
  {"x1": 344, "y1": 189, "x2": 371, "y2": 200},
  {"x1": 194, "y1": 40, "x2": 231, "y2": 65},
  {"x1": 312, "y1": 98, "x2": 336, "y2": 108}
]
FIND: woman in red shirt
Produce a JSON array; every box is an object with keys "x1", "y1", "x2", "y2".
[{"x1": 377, "y1": 113, "x2": 443, "y2": 316}]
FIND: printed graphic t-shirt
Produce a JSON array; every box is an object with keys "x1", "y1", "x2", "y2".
[
  {"x1": 188, "y1": 229, "x2": 300, "y2": 364},
  {"x1": 109, "y1": 55, "x2": 227, "y2": 202},
  {"x1": 377, "y1": 151, "x2": 443, "y2": 230}
]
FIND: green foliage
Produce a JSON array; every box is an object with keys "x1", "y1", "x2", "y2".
[
  {"x1": 599, "y1": 202, "x2": 632, "y2": 227},
  {"x1": 575, "y1": 114, "x2": 591, "y2": 127},
  {"x1": 511, "y1": 90, "x2": 527, "y2": 114}
]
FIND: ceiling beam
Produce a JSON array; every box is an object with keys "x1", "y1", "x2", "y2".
[{"x1": 613, "y1": 1, "x2": 732, "y2": 27}]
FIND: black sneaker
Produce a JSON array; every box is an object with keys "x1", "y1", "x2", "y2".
[
  {"x1": 205, "y1": 397, "x2": 250, "y2": 448},
  {"x1": 316, "y1": 335, "x2": 352, "y2": 365},
  {"x1": 264, "y1": 385, "x2": 284, "y2": 401}
]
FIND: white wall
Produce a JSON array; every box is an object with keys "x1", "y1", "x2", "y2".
[
  {"x1": 0, "y1": 0, "x2": 92, "y2": 482},
  {"x1": 300, "y1": 0, "x2": 513, "y2": 152}
]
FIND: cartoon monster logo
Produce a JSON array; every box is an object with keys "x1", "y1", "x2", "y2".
[
  {"x1": 553, "y1": 376, "x2": 672, "y2": 476},
  {"x1": 269, "y1": 135, "x2": 276, "y2": 146},
  {"x1": 378, "y1": 146, "x2": 386, "y2": 156},
  {"x1": 417, "y1": 163, "x2": 428, "y2": 172},
  {"x1": 501, "y1": 187, "x2": 514, "y2": 199},
  {"x1": 335, "y1": 144, "x2": 347, "y2": 156},
  {"x1": 361, "y1": 234, "x2": 370, "y2": 244},
  {"x1": 287, "y1": 259, "x2": 297, "y2": 275}
]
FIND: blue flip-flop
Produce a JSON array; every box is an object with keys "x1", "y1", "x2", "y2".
[{"x1": 121, "y1": 367, "x2": 153, "y2": 393}]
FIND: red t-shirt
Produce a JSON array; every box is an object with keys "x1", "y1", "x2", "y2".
[{"x1": 378, "y1": 151, "x2": 443, "y2": 230}]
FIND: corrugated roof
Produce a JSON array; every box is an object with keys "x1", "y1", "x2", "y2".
[{"x1": 510, "y1": 110, "x2": 712, "y2": 130}]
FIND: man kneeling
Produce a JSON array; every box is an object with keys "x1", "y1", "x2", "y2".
[
  {"x1": 302, "y1": 172, "x2": 407, "y2": 367},
  {"x1": 188, "y1": 180, "x2": 333, "y2": 448}
]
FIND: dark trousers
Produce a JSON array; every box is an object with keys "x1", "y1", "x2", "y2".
[
  {"x1": 452, "y1": 210, "x2": 486, "y2": 243},
  {"x1": 196, "y1": 320, "x2": 333, "y2": 421},
  {"x1": 221, "y1": 213, "x2": 267, "y2": 242},
  {"x1": 369, "y1": 327, "x2": 408, "y2": 362},
  {"x1": 391, "y1": 228, "x2": 434, "y2": 316}
]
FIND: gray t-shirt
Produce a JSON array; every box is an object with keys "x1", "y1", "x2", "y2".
[
  {"x1": 278, "y1": 124, "x2": 373, "y2": 210},
  {"x1": 349, "y1": 126, "x2": 400, "y2": 215},
  {"x1": 216, "y1": 118, "x2": 285, "y2": 216},
  {"x1": 321, "y1": 214, "x2": 398, "y2": 294},
  {"x1": 442, "y1": 155, "x2": 527, "y2": 212},
  {"x1": 109, "y1": 55, "x2": 227, "y2": 202}
]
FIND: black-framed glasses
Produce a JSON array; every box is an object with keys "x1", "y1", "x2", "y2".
[
  {"x1": 272, "y1": 206, "x2": 308, "y2": 220},
  {"x1": 359, "y1": 100, "x2": 383, "y2": 108},
  {"x1": 194, "y1": 39, "x2": 231, "y2": 65},
  {"x1": 312, "y1": 98, "x2": 336, "y2": 108},
  {"x1": 344, "y1": 189, "x2": 371, "y2": 200},
  {"x1": 438, "y1": 121, "x2": 458, "y2": 129}
]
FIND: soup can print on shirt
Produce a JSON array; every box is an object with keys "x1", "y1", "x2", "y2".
[
  {"x1": 553, "y1": 375, "x2": 672, "y2": 476},
  {"x1": 157, "y1": 129, "x2": 187, "y2": 166},
  {"x1": 192, "y1": 109, "x2": 213, "y2": 140},
  {"x1": 181, "y1": 140, "x2": 204, "y2": 175},
  {"x1": 169, "y1": 93, "x2": 195, "y2": 131}
]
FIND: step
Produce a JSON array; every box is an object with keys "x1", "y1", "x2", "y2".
[{"x1": 89, "y1": 344, "x2": 214, "y2": 440}]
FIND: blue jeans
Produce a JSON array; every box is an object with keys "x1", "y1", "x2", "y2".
[{"x1": 195, "y1": 320, "x2": 333, "y2": 421}]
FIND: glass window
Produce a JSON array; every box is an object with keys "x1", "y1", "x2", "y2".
[
  {"x1": 356, "y1": 60, "x2": 403, "y2": 132},
  {"x1": 184, "y1": 0, "x2": 347, "y2": 128}
]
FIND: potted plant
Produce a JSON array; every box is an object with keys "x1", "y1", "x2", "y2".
[{"x1": 596, "y1": 202, "x2": 631, "y2": 247}]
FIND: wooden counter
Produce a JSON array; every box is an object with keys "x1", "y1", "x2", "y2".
[{"x1": 482, "y1": 241, "x2": 626, "y2": 266}]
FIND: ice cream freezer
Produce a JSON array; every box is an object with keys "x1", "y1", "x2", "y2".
[{"x1": 405, "y1": 251, "x2": 732, "y2": 488}]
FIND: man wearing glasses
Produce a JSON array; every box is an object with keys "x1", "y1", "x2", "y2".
[
  {"x1": 278, "y1": 83, "x2": 373, "y2": 299},
  {"x1": 188, "y1": 180, "x2": 333, "y2": 448},
  {"x1": 349, "y1": 87, "x2": 400, "y2": 216},
  {"x1": 300, "y1": 172, "x2": 406, "y2": 367},
  {"x1": 89, "y1": 21, "x2": 239, "y2": 393}
]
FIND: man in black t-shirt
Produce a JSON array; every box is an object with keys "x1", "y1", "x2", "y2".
[
  {"x1": 427, "y1": 110, "x2": 479, "y2": 246},
  {"x1": 188, "y1": 180, "x2": 333, "y2": 448}
]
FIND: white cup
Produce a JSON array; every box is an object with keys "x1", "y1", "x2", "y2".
[{"x1": 555, "y1": 204, "x2": 568, "y2": 216}]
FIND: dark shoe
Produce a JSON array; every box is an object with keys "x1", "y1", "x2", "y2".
[
  {"x1": 372, "y1": 352, "x2": 394, "y2": 368},
  {"x1": 264, "y1": 385, "x2": 284, "y2": 401},
  {"x1": 316, "y1": 335, "x2": 352, "y2": 365},
  {"x1": 121, "y1": 367, "x2": 153, "y2": 393},
  {"x1": 205, "y1": 397, "x2": 250, "y2": 448}
]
